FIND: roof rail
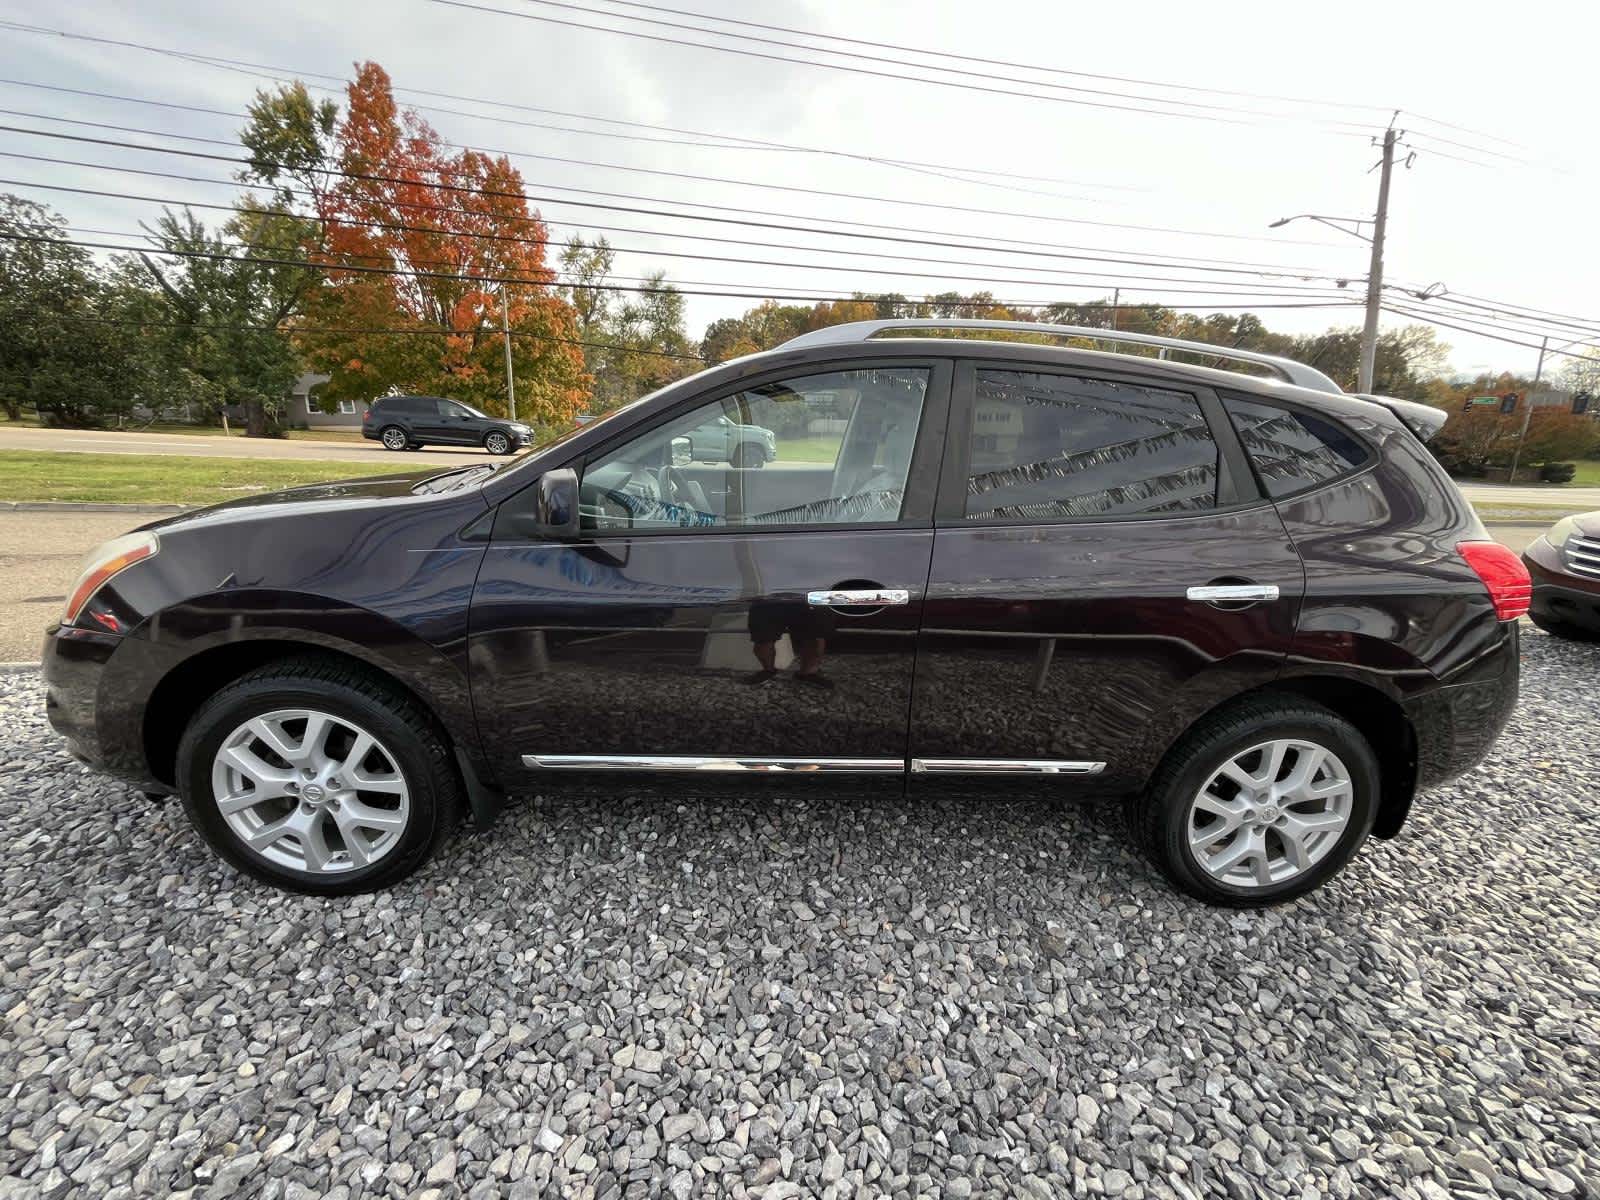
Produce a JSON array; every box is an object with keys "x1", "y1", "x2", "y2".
[{"x1": 779, "y1": 318, "x2": 1343, "y2": 394}]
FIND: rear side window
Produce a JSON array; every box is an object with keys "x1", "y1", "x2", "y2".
[
  {"x1": 964, "y1": 369, "x2": 1218, "y2": 520},
  {"x1": 1221, "y1": 394, "x2": 1370, "y2": 497}
]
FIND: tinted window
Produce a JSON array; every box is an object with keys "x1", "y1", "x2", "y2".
[
  {"x1": 381, "y1": 397, "x2": 424, "y2": 414},
  {"x1": 1222, "y1": 394, "x2": 1370, "y2": 497},
  {"x1": 964, "y1": 369, "x2": 1218, "y2": 520},
  {"x1": 580, "y1": 367, "x2": 929, "y2": 532}
]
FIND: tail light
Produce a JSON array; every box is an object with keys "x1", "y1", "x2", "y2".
[
  {"x1": 362, "y1": 408, "x2": 371, "y2": 421},
  {"x1": 1457, "y1": 541, "x2": 1531, "y2": 621}
]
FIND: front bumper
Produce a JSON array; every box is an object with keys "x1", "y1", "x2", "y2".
[
  {"x1": 42, "y1": 623, "x2": 169, "y2": 792},
  {"x1": 1523, "y1": 536, "x2": 1600, "y2": 634}
]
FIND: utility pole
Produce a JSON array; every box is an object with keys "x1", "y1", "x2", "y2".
[
  {"x1": 1358, "y1": 126, "x2": 1397, "y2": 394},
  {"x1": 1109, "y1": 287, "x2": 1119, "y2": 332},
  {"x1": 1507, "y1": 335, "x2": 1549, "y2": 484},
  {"x1": 499, "y1": 287, "x2": 517, "y2": 422}
]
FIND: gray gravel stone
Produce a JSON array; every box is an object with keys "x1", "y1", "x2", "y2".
[{"x1": 1, "y1": 630, "x2": 1598, "y2": 1198}]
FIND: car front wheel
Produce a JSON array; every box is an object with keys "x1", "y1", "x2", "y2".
[
  {"x1": 1128, "y1": 698, "x2": 1378, "y2": 906},
  {"x1": 176, "y1": 659, "x2": 460, "y2": 894},
  {"x1": 484, "y1": 431, "x2": 513, "y2": 455},
  {"x1": 380, "y1": 425, "x2": 408, "y2": 451},
  {"x1": 731, "y1": 443, "x2": 764, "y2": 468}
]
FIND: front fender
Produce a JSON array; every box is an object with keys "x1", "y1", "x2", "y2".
[{"x1": 95, "y1": 589, "x2": 492, "y2": 790}]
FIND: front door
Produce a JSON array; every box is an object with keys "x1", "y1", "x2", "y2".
[
  {"x1": 433, "y1": 399, "x2": 479, "y2": 445},
  {"x1": 910, "y1": 361, "x2": 1305, "y2": 793},
  {"x1": 468, "y1": 361, "x2": 951, "y2": 790}
]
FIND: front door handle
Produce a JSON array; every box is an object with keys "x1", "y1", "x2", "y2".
[
  {"x1": 1186, "y1": 584, "x2": 1280, "y2": 603},
  {"x1": 807, "y1": 588, "x2": 909, "y2": 607}
]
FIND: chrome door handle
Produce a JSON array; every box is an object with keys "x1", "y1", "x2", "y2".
[
  {"x1": 807, "y1": 588, "x2": 909, "y2": 607},
  {"x1": 1186, "y1": 584, "x2": 1280, "y2": 603}
]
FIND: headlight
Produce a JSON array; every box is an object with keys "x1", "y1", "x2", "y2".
[
  {"x1": 1547, "y1": 516, "x2": 1578, "y2": 549},
  {"x1": 63, "y1": 531, "x2": 159, "y2": 625}
]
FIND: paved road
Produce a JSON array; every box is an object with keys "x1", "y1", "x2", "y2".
[
  {"x1": 0, "y1": 511, "x2": 1548, "y2": 662},
  {"x1": 0, "y1": 425, "x2": 502, "y2": 466},
  {"x1": 1458, "y1": 481, "x2": 1600, "y2": 511}
]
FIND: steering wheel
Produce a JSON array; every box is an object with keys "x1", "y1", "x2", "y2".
[{"x1": 657, "y1": 464, "x2": 693, "y2": 505}]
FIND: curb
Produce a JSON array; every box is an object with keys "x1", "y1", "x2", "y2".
[
  {"x1": 0, "y1": 662, "x2": 41, "y2": 674},
  {"x1": 1, "y1": 501, "x2": 191, "y2": 513}
]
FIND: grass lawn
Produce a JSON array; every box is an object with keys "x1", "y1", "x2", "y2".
[
  {"x1": 1567, "y1": 460, "x2": 1600, "y2": 486},
  {"x1": 0, "y1": 451, "x2": 403, "y2": 507},
  {"x1": 773, "y1": 435, "x2": 843, "y2": 464},
  {"x1": 6, "y1": 414, "x2": 364, "y2": 444}
]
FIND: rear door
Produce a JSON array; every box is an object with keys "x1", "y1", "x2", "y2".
[
  {"x1": 468, "y1": 360, "x2": 951, "y2": 789},
  {"x1": 909, "y1": 360, "x2": 1305, "y2": 793}
]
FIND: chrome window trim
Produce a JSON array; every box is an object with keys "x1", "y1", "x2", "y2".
[
  {"x1": 910, "y1": 758, "x2": 1106, "y2": 775},
  {"x1": 523, "y1": 754, "x2": 904, "y2": 773}
]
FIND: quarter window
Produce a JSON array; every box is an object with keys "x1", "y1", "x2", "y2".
[
  {"x1": 1222, "y1": 394, "x2": 1370, "y2": 497},
  {"x1": 964, "y1": 369, "x2": 1219, "y2": 520},
  {"x1": 580, "y1": 368, "x2": 929, "y2": 532}
]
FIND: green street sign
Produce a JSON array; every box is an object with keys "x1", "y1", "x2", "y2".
[{"x1": 1470, "y1": 395, "x2": 1500, "y2": 406}]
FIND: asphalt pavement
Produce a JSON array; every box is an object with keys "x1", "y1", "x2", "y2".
[{"x1": 0, "y1": 425, "x2": 496, "y2": 466}]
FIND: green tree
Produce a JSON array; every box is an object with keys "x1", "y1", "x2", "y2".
[
  {"x1": 0, "y1": 194, "x2": 158, "y2": 426},
  {"x1": 133, "y1": 208, "x2": 308, "y2": 436}
]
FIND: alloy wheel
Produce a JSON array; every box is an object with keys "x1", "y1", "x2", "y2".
[
  {"x1": 486, "y1": 432, "x2": 510, "y2": 454},
  {"x1": 1186, "y1": 738, "x2": 1353, "y2": 889},
  {"x1": 381, "y1": 427, "x2": 407, "y2": 450},
  {"x1": 210, "y1": 708, "x2": 411, "y2": 874}
]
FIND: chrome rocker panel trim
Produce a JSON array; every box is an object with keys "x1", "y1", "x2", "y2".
[
  {"x1": 522, "y1": 754, "x2": 905, "y2": 773},
  {"x1": 910, "y1": 758, "x2": 1106, "y2": 775}
]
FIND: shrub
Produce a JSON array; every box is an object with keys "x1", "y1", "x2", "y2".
[{"x1": 1539, "y1": 462, "x2": 1577, "y2": 483}]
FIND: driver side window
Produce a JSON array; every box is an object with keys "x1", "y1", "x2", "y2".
[{"x1": 580, "y1": 367, "x2": 929, "y2": 533}]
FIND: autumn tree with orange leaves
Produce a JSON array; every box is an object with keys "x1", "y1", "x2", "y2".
[{"x1": 242, "y1": 65, "x2": 588, "y2": 429}]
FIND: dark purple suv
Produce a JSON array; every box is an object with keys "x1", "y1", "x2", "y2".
[{"x1": 42, "y1": 321, "x2": 1527, "y2": 905}]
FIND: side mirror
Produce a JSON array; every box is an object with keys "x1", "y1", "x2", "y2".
[
  {"x1": 670, "y1": 435, "x2": 692, "y2": 467},
  {"x1": 537, "y1": 468, "x2": 580, "y2": 539}
]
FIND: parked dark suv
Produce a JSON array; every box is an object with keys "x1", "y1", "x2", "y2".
[
  {"x1": 361, "y1": 394, "x2": 532, "y2": 454},
  {"x1": 43, "y1": 321, "x2": 1526, "y2": 904}
]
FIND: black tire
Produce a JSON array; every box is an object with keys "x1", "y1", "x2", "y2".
[
  {"x1": 379, "y1": 425, "x2": 409, "y2": 451},
  {"x1": 1529, "y1": 613, "x2": 1600, "y2": 642},
  {"x1": 731, "y1": 443, "x2": 763, "y2": 468},
  {"x1": 484, "y1": 430, "x2": 514, "y2": 456},
  {"x1": 1127, "y1": 697, "x2": 1379, "y2": 907},
  {"x1": 176, "y1": 658, "x2": 461, "y2": 895}
]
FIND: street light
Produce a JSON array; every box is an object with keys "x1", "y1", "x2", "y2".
[{"x1": 1269, "y1": 213, "x2": 1372, "y2": 242}]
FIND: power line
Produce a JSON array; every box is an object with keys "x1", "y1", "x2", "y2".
[
  {"x1": 0, "y1": 44, "x2": 1165, "y2": 199},
  {"x1": 1381, "y1": 303, "x2": 1600, "y2": 366},
  {"x1": 0, "y1": 103, "x2": 1338, "y2": 250},
  {"x1": 587, "y1": 0, "x2": 1391, "y2": 114},
  {"x1": 23, "y1": 311, "x2": 708, "y2": 360},
  {"x1": 6, "y1": 174, "x2": 1344, "y2": 295},
  {"x1": 455, "y1": 0, "x2": 1378, "y2": 133},
  {"x1": 3, "y1": 144, "x2": 1355, "y2": 297},
  {"x1": 3, "y1": 228, "x2": 1367, "y2": 318},
  {"x1": 0, "y1": 130, "x2": 1361, "y2": 281}
]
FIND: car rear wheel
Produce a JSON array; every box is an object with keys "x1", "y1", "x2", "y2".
[
  {"x1": 484, "y1": 431, "x2": 513, "y2": 456},
  {"x1": 176, "y1": 659, "x2": 461, "y2": 894},
  {"x1": 731, "y1": 443, "x2": 763, "y2": 468},
  {"x1": 1128, "y1": 698, "x2": 1378, "y2": 906},
  {"x1": 380, "y1": 425, "x2": 408, "y2": 451}
]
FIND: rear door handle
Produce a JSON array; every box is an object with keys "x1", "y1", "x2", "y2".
[
  {"x1": 1186, "y1": 584, "x2": 1280, "y2": 603},
  {"x1": 807, "y1": 588, "x2": 909, "y2": 607}
]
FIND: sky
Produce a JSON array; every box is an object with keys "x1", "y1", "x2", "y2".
[{"x1": 2, "y1": 0, "x2": 1596, "y2": 381}]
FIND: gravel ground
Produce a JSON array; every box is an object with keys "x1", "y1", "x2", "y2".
[{"x1": 2, "y1": 631, "x2": 1598, "y2": 1200}]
